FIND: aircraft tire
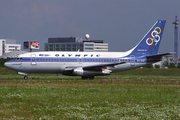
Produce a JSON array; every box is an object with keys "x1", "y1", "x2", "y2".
[
  {"x1": 24, "y1": 76, "x2": 28, "y2": 80},
  {"x1": 81, "y1": 76, "x2": 87, "y2": 79},
  {"x1": 89, "y1": 76, "x2": 94, "y2": 80},
  {"x1": 81, "y1": 76, "x2": 94, "y2": 80}
]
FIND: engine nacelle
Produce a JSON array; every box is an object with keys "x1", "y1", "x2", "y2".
[
  {"x1": 73, "y1": 67, "x2": 84, "y2": 76},
  {"x1": 73, "y1": 67, "x2": 111, "y2": 76}
]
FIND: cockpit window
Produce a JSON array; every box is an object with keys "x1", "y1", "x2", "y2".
[{"x1": 15, "y1": 57, "x2": 23, "y2": 60}]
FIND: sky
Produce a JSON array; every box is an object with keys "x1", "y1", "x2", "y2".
[{"x1": 0, "y1": 0, "x2": 180, "y2": 54}]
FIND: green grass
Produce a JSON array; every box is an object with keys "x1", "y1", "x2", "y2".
[
  {"x1": 0, "y1": 67, "x2": 180, "y2": 119},
  {"x1": 1, "y1": 67, "x2": 180, "y2": 80},
  {"x1": 0, "y1": 80, "x2": 180, "y2": 119}
]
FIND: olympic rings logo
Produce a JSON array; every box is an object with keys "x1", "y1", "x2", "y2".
[{"x1": 146, "y1": 27, "x2": 161, "y2": 46}]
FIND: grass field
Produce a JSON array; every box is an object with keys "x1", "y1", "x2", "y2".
[{"x1": 0, "y1": 67, "x2": 180, "y2": 119}]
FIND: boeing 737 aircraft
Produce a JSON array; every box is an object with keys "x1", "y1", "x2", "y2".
[{"x1": 4, "y1": 20, "x2": 174, "y2": 79}]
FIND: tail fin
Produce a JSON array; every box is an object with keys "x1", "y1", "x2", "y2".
[{"x1": 129, "y1": 20, "x2": 166, "y2": 56}]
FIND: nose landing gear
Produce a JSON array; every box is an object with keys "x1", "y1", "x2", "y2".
[
  {"x1": 24, "y1": 76, "x2": 28, "y2": 80},
  {"x1": 18, "y1": 72, "x2": 28, "y2": 80}
]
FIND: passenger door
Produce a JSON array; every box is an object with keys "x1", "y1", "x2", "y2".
[
  {"x1": 130, "y1": 55, "x2": 135, "y2": 66},
  {"x1": 31, "y1": 54, "x2": 36, "y2": 65}
]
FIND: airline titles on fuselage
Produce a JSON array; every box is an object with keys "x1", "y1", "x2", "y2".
[{"x1": 39, "y1": 54, "x2": 100, "y2": 58}]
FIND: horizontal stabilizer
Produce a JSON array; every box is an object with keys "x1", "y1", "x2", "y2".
[{"x1": 146, "y1": 52, "x2": 175, "y2": 58}]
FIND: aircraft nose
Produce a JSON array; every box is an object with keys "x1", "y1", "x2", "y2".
[{"x1": 4, "y1": 62, "x2": 11, "y2": 68}]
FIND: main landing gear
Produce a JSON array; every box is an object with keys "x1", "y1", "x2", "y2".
[{"x1": 81, "y1": 76, "x2": 94, "y2": 80}]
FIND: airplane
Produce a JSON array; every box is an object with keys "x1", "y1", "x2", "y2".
[{"x1": 4, "y1": 20, "x2": 174, "y2": 79}]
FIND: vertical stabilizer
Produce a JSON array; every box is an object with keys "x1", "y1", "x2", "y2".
[{"x1": 129, "y1": 20, "x2": 166, "y2": 56}]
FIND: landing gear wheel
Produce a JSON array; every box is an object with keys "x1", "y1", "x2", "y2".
[
  {"x1": 24, "y1": 76, "x2": 28, "y2": 80},
  {"x1": 89, "y1": 76, "x2": 94, "y2": 80},
  {"x1": 82, "y1": 76, "x2": 88, "y2": 79},
  {"x1": 81, "y1": 76, "x2": 94, "y2": 80}
]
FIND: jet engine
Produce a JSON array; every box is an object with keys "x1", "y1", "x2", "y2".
[{"x1": 73, "y1": 67, "x2": 111, "y2": 76}]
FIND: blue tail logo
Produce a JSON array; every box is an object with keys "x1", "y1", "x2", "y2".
[
  {"x1": 146, "y1": 27, "x2": 161, "y2": 46},
  {"x1": 130, "y1": 20, "x2": 166, "y2": 56}
]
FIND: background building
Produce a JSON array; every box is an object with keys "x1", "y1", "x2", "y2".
[
  {"x1": 44, "y1": 37, "x2": 108, "y2": 52},
  {"x1": 0, "y1": 39, "x2": 5, "y2": 56},
  {"x1": 152, "y1": 56, "x2": 180, "y2": 68},
  {"x1": 0, "y1": 51, "x2": 27, "y2": 59},
  {"x1": 0, "y1": 39, "x2": 21, "y2": 56},
  {"x1": 162, "y1": 56, "x2": 180, "y2": 64}
]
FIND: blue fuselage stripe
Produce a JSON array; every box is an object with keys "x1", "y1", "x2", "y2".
[{"x1": 8, "y1": 56, "x2": 153, "y2": 63}]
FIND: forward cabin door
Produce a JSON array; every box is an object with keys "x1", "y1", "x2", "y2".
[{"x1": 31, "y1": 54, "x2": 36, "y2": 65}]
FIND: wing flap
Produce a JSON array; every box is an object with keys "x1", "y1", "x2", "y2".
[{"x1": 83, "y1": 62, "x2": 126, "y2": 71}]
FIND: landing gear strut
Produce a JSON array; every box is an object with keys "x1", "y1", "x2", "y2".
[{"x1": 18, "y1": 72, "x2": 28, "y2": 80}]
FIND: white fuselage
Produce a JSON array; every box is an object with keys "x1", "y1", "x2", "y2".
[{"x1": 5, "y1": 51, "x2": 147, "y2": 75}]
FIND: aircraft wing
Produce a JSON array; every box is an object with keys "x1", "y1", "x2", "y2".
[
  {"x1": 82, "y1": 62, "x2": 126, "y2": 71},
  {"x1": 64, "y1": 62, "x2": 126, "y2": 71},
  {"x1": 146, "y1": 52, "x2": 175, "y2": 59}
]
